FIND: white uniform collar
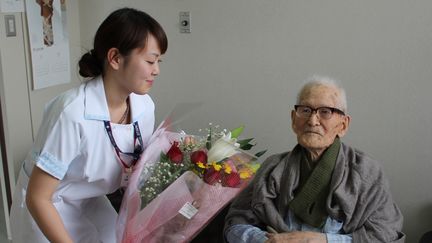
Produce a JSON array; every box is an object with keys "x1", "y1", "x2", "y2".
[{"x1": 84, "y1": 76, "x2": 151, "y2": 122}]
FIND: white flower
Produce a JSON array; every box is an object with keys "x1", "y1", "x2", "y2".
[{"x1": 207, "y1": 133, "x2": 240, "y2": 163}]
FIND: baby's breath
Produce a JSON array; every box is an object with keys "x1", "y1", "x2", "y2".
[{"x1": 139, "y1": 158, "x2": 188, "y2": 209}]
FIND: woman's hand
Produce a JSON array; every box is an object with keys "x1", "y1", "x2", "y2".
[
  {"x1": 26, "y1": 166, "x2": 74, "y2": 243},
  {"x1": 265, "y1": 231, "x2": 327, "y2": 243}
]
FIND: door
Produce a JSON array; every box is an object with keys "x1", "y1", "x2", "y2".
[
  {"x1": 0, "y1": 142, "x2": 12, "y2": 241},
  {"x1": 0, "y1": 49, "x2": 12, "y2": 241}
]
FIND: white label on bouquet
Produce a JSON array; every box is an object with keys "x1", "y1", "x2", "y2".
[{"x1": 179, "y1": 202, "x2": 199, "y2": 219}]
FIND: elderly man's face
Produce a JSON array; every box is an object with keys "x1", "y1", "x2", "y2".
[{"x1": 291, "y1": 85, "x2": 350, "y2": 157}]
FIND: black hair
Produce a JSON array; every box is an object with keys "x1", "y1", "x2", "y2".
[{"x1": 78, "y1": 8, "x2": 168, "y2": 78}]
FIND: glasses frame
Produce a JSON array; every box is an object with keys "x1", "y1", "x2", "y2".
[{"x1": 294, "y1": 105, "x2": 345, "y2": 120}]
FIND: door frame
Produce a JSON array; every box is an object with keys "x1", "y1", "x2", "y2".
[{"x1": 0, "y1": 50, "x2": 12, "y2": 240}]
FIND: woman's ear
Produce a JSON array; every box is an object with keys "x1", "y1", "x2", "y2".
[
  {"x1": 106, "y1": 48, "x2": 122, "y2": 70},
  {"x1": 337, "y1": 115, "x2": 351, "y2": 138}
]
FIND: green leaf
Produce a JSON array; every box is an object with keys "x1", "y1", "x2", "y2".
[
  {"x1": 240, "y1": 143, "x2": 254, "y2": 150},
  {"x1": 237, "y1": 138, "x2": 254, "y2": 147},
  {"x1": 251, "y1": 163, "x2": 261, "y2": 172},
  {"x1": 160, "y1": 152, "x2": 169, "y2": 161},
  {"x1": 230, "y1": 125, "x2": 245, "y2": 139},
  {"x1": 255, "y1": 150, "x2": 267, "y2": 158}
]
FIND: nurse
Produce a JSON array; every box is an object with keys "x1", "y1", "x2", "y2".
[{"x1": 10, "y1": 7, "x2": 167, "y2": 243}]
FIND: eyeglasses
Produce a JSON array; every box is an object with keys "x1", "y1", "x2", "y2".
[{"x1": 294, "y1": 105, "x2": 345, "y2": 120}]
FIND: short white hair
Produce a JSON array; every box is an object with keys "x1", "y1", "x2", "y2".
[{"x1": 296, "y1": 75, "x2": 348, "y2": 112}]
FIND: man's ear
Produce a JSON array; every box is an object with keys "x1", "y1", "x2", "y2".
[
  {"x1": 337, "y1": 115, "x2": 351, "y2": 138},
  {"x1": 291, "y1": 109, "x2": 297, "y2": 131},
  {"x1": 106, "y1": 48, "x2": 122, "y2": 70}
]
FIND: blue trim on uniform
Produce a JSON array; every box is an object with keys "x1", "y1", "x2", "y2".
[
  {"x1": 85, "y1": 114, "x2": 110, "y2": 121},
  {"x1": 33, "y1": 151, "x2": 68, "y2": 180}
]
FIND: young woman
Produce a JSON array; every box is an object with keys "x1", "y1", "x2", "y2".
[{"x1": 10, "y1": 8, "x2": 167, "y2": 243}]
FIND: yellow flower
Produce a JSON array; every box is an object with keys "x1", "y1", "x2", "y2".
[
  {"x1": 197, "y1": 161, "x2": 206, "y2": 169},
  {"x1": 239, "y1": 168, "x2": 252, "y2": 179},
  {"x1": 212, "y1": 162, "x2": 222, "y2": 171},
  {"x1": 224, "y1": 164, "x2": 232, "y2": 174}
]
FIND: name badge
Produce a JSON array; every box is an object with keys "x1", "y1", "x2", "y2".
[{"x1": 121, "y1": 167, "x2": 133, "y2": 187}]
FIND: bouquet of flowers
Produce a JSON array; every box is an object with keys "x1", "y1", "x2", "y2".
[{"x1": 116, "y1": 115, "x2": 266, "y2": 243}]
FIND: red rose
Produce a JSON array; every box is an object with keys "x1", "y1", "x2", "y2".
[
  {"x1": 190, "y1": 150, "x2": 208, "y2": 165},
  {"x1": 222, "y1": 172, "x2": 241, "y2": 187},
  {"x1": 166, "y1": 141, "x2": 183, "y2": 164},
  {"x1": 203, "y1": 168, "x2": 221, "y2": 185}
]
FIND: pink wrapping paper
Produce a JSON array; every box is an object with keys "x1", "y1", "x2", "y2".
[
  {"x1": 120, "y1": 171, "x2": 242, "y2": 243},
  {"x1": 116, "y1": 118, "x2": 260, "y2": 243}
]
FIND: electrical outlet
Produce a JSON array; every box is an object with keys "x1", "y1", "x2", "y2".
[
  {"x1": 5, "y1": 15, "x2": 16, "y2": 37},
  {"x1": 179, "y1": 11, "x2": 191, "y2": 33}
]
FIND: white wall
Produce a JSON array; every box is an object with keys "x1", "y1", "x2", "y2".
[{"x1": 78, "y1": 1, "x2": 432, "y2": 241}]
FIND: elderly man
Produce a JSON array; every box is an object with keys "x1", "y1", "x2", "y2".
[{"x1": 224, "y1": 76, "x2": 405, "y2": 243}]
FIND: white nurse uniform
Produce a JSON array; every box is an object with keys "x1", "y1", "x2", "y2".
[{"x1": 10, "y1": 76, "x2": 154, "y2": 243}]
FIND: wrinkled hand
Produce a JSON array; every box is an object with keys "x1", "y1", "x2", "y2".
[{"x1": 265, "y1": 231, "x2": 327, "y2": 243}]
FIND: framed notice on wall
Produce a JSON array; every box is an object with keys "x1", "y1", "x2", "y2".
[{"x1": 25, "y1": 0, "x2": 70, "y2": 90}]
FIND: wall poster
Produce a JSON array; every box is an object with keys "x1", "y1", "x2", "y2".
[{"x1": 26, "y1": 0, "x2": 70, "y2": 90}]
